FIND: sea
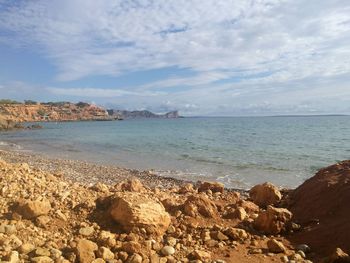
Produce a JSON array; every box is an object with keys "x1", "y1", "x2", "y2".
[{"x1": 1, "y1": 116, "x2": 350, "y2": 189}]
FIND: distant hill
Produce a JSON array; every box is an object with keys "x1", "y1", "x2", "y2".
[
  {"x1": 0, "y1": 100, "x2": 113, "y2": 122},
  {"x1": 107, "y1": 109, "x2": 180, "y2": 119}
]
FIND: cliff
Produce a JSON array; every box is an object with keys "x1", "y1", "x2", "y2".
[
  {"x1": 107, "y1": 109, "x2": 180, "y2": 119},
  {"x1": 0, "y1": 102, "x2": 112, "y2": 122}
]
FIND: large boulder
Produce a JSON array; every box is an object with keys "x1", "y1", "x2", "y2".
[
  {"x1": 198, "y1": 181, "x2": 224, "y2": 193},
  {"x1": 249, "y1": 182, "x2": 282, "y2": 207},
  {"x1": 182, "y1": 194, "x2": 218, "y2": 218},
  {"x1": 254, "y1": 205, "x2": 292, "y2": 234},
  {"x1": 110, "y1": 192, "x2": 170, "y2": 236}
]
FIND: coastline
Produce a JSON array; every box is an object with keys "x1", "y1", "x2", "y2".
[{"x1": 0, "y1": 149, "x2": 188, "y2": 190}]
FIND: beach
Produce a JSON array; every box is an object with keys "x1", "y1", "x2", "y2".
[{"x1": 0, "y1": 147, "x2": 349, "y2": 262}]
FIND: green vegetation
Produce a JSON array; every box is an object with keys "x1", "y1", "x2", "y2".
[
  {"x1": 76, "y1": 102, "x2": 90, "y2": 108},
  {"x1": 37, "y1": 109, "x2": 47, "y2": 116},
  {"x1": 42, "y1": 101, "x2": 70, "y2": 106},
  {"x1": 0, "y1": 99, "x2": 22, "y2": 105},
  {"x1": 24, "y1": 100, "x2": 38, "y2": 105}
]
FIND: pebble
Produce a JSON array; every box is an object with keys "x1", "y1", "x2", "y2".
[
  {"x1": 296, "y1": 244, "x2": 311, "y2": 253},
  {"x1": 161, "y1": 246, "x2": 175, "y2": 256},
  {"x1": 79, "y1": 226, "x2": 94, "y2": 236}
]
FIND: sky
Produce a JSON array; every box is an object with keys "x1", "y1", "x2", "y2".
[{"x1": 0, "y1": 0, "x2": 350, "y2": 116}]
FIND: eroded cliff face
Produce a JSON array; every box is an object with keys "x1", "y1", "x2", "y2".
[{"x1": 0, "y1": 102, "x2": 109, "y2": 122}]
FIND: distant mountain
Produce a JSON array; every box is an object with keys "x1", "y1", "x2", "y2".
[{"x1": 107, "y1": 109, "x2": 180, "y2": 119}]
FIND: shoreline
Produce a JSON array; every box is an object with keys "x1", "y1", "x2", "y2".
[{"x1": 0, "y1": 149, "x2": 249, "y2": 196}]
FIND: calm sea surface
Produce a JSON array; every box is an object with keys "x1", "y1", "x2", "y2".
[{"x1": 1, "y1": 116, "x2": 350, "y2": 189}]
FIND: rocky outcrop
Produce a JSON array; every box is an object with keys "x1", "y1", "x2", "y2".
[
  {"x1": 109, "y1": 192, "x2": 171, "y2": 236},
  {"x1": 198, "y1": 181, "x2": 224, "y2": 193},
  {"x1": 0, "y1": 101, "x2": 111, "y2": 122},
  {"x1": 249, "y1": 182, "x2": 282, "y2": 207},
  {"x1": 289, "y1": 160, "x2": 350, "y2": 258}
]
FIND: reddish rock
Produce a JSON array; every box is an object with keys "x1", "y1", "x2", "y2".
[
  {"x1": 178, "y1": 183, "x2": 195, "y2": 194},
  {"x1": 183, "y1": 194, "x2": 218, "y2": 218},
  {"x1": 249, "y1": 182, "x2": 282, "y2": 207},
  {"x1": 254, "y1": 206, "x2": 292, "y2": 234},
  {"x1": 114, "y1": 179, "x2": 146, "y2": 192},
  {"x1": 267, "y1": 239, "x2": 286, "y2": 253},
  {"x1": 198, "y1": 181, "x2": 224, "y2": 193}
]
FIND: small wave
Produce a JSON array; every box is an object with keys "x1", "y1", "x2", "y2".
[
  {"x1": 178, "y1": 154, "x2": 225, "y2": 165},
  {"x1": 0, "y1": 141, "x2": 22, "y2": 150}
]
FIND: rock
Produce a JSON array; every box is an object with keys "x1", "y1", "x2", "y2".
[
  {"x1": 6, "y1": 251, "x2": 20, "y2": 263},
  {"x1": 189, "y1": 250, "x2": 211, "y2": 261},
  {"x1": 17, "y1": 199, "x2": 51, "y2": 219},
  {"x1": 35, "y1": 247, "x2": 51, "y2": 257},
  {"x1": 178, "y1": 183, "x2": 195, "y2": 194},
  {"x1": 122, "y1": 241, "x2": 142, "y2": 254},
  {"x1": 249, "y1": 182, "x2": 282, "y2": 207},
  {"x1": 212, "y1": 231, "x2": 229, "y2": 241},
  {"x1": 19, "y1": 243, "x2": 35, "y2": 254},
  {"x1": 30, "y1": 256, "x2": 53, "y2": 263},
  {"x1": 110, "y1": 192, "x2": 171, "y2": 236},
  {"x1": 91, "y1": 182, "x2": 109, "y2": 192},
  {"x1": 161, "y1": 246, "x2": 175, "y2": 256},
  {"x1": 224, "y1": 227, "x2": 248, "y2": 240},
  {"x1": 267, "y1": 239, "x2": 286, "y2": 253},
  {"x1": 296, "y1": 244, "x2": 311, "y2": 253},
  {"x1": 115, "y1": 179, "x2": 146, "y2": 192},
  {"x1": 297, "y1": 250, "x2": 306, "y2": 258},
  {"x1": 225, "y1": 207, "x2": 246, "y2": 220},
  {"x1": 79, "y1": 226, "x2": 94, "y2": 236},
  {"x1": 97, "y1": 247, "x2": 114, "y2": 260},
  {"x1": 183, "y1": 194, "x2": 218, "y2": 218},
  {"x1": 0, "y1": 224, "x2": 16, "y2": 234},
  {"x1": 327, "y1": 248, "x2": 350, "y2": 263},
  {"x1": 126, "y1": 253, "x2": 143, "y2": 263},
  {"x1": 76, "y1": 239, "x2": 98, "y2": 263},
  {"x1": 254, "y1": 206, "x2": 292, "y2": 234},
  {"x1": 198, "y1": 181, "x2": 224, "y2": 193}
]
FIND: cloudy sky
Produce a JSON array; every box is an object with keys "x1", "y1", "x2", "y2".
[{"x1": 0, "y1": 0, "x2": 350, "y2": 116}]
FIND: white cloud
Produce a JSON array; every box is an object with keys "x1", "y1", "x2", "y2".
[{"x1": 0, "y1": 0, "x2": 350, "y2": 115}]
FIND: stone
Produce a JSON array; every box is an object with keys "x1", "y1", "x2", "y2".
[
  {"x1": 198, "y1": 181, "x2": 224, "y2": 193},
  {"x1": 30, "y1": 256, "x2": 53, "y2": 263},
  {"x1": 296, "y1": 244, "x2": 310, "y2": 253},
  {"x1": 183, "y1": 194, "x2": 218, "y2": 218},
  {"x1": 189, "y1": 250, "x2": 211, "y2": 261},
  {"x1": 19, "y1": 243, "x2": 35, "y2": 254},
  {"x1": 115, "y1": 179, "x2": 146, "y2": 192},
  {"x1": 6, "y1": 251, "x2": 20, "y2": 263},
  {"x1": 18, "y1": 199, "x2": 51, "y2": 219},
  {"x1": 178, "y1": 183, "x2": 195, "y2": 194},
  {"x1": 267, "y1": 239, "x2": 286, "y2": 253},
  {"x1": 79, "y1": 226, "x2": 94, "y2": 236},
  {"x1": 35, "y1": 247, "x2": 51, "y2": 257},
  {"x1": 161, "y1": 246, "x2": 175, "y2": 256},
  {"x1": 91, "y1": 259, "x2": 105, "y2": 263},
  {"x1": 122, "y1": 241, "x2": 142, "y2": 254},
  {"x1": 212, "y1": 231, "x2": 229, "y2": 241},
  {"x1": 76, "y1": 239, "x2": 98, "y2": 263},
  {"x1": 126, "y1": 253, "x2": 143, "y2": 263},
  {"x1": 228, "y1": 207, "x2": 247, "y2": 220},
  {"x1": 327, "y1": 248, "x2": 350, "y2": 263},
  {"x1": 254, "y1": 206, "x2": 292, "y2": 234},
  {"x1": 249, "y1": 182, "x2": 282, "y2": 207},
  {"x1": 110, "y1": 192, "x2": 171, "y2": 236},
  {"x1": 97, "y1": 247, "x2": 114, "y2": 260},
  {"x1": 224, "y1": 227, "x2": 248, "y2": 240}
]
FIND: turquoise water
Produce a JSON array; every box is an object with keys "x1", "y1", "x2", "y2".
[{"x1": 1, "y1": 116, "x2": 350, "y2": 189}]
